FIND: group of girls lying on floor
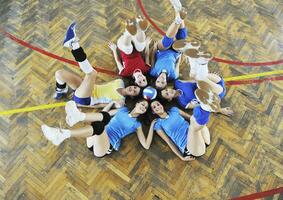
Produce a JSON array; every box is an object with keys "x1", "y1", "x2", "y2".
[{"x1": 42, "y1": 3, "x2": 233, "y2": 161}]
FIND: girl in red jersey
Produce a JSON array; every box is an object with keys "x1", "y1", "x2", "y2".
[{"x1": 109, "y1": 16, "x2": 151, "y2": 88}]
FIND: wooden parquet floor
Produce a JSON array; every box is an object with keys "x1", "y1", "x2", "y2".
[{"x1": 0, "y1": 0, "x2": 282, "y2": 199}]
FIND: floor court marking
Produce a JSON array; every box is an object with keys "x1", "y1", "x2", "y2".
[
  {"x1": 0, "y1": 70, "x2": 283, "y2": 116},
  {"x1": 137, "y1": 1, "x2": 283, "y2": 199},
  {"x1": 136, "y1": 0, "x2": 283, "y2": 66},
  {"x1": 1, "y1": 27, "x2": 282, "y2": 84},
  {"x1": 0, "y1": 5, "x2": 282, "y2": 116},
  {"x1": 224, "y1": 70, "x2": 283, "y2": 81},
  {"x1": 0, "y1": 28, "x2": 117, "y2": 76},
  {"x1": 1, "y1": 3, "x2": 282, "y2": 199},
  {"x1": 230, "y1": 186, "x2": 283, "y2": 200}
]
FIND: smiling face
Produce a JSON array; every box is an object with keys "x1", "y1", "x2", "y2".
[
  {"x1": 125, "y1": 86, "x2": 141, "y2": 96},
  {"x1": 134, "y1": 100, "x2": 149, "y2": 114},
  {"x1": 155, "y1": 73, "x2": 167, "y2": 89},
  {"x1": 150, "y1": 100, "x2": 165, "y2": 115},
  {"x1": 161, "y1": 88, "x2": 176, "y2": 101},
  {"x1": 134, "y1": 73, "x2": 148, "y2": 87}
]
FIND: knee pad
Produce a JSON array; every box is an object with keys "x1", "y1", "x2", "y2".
[
  {"x1": 71, "y1": 47, "x2": 87, "y2": 62},
  {"x1": 100, "y1": 111, "x2": 111, "y2": 125},
  {"x1": 90, "y1": 121, "x2": 105, "y2": 135},
  {"x1": 162, "y1": 36, "x2": 174, "y2": 49},
  {"x1": 176, "y1": 28, "x2": 188, "y2": 40}
]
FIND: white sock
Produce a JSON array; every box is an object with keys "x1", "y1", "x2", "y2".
[
  {"x1": 55, "y1": 78, "x2": 65, "y2": 85},
  {"x1": 55, "y1": 71, "x2": 65, "y2": 85},
  {"x1": 65, "y1": 101, "x2": 86, "y2": 127},
  {"x1": 52, "y1": 129, "x2": 71, "y2": 146},
  {"x1": 66, "y1": 112, "x2": 85, "y2": 127},
  {"x1": 175, "y1": 16, "x2": 182, "y2": 25},
  {"x1": 71, "y1": 41, "x2": 80, "y2": 50},
  {"x1": 61, "y1": 129, "x2": 71, "y2": 139},
  {"x1": 79, "y1": 112, "x2": 86, "y2": 121},
  {"x1": 79, "y1": 59, "x2": 94, "y2": 74}
]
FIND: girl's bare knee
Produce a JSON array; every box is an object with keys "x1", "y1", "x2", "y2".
[
  {"x1": 89, "y1": 71, "x2": 97, "y2": 79},
  {"x1": 55, "y1": 69, "x2": 65, "y2": 78}
]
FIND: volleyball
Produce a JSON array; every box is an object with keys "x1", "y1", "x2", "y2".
[{"x1": 143, "y1": 87, "x2": 157, "y2": 100}]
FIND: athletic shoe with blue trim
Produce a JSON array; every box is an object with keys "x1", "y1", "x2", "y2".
[
  {"x1": 53, "y1": 86, "x2": 68, "y2": 100},
  {"x1": 63, "y1": 22, "x2": 77, "y2": 48}
]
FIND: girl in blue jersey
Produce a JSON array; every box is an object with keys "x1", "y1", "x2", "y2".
[
  {"x1": 41, "y1": 99, "x2": 156, "y2": 158},
  {"x1": 151, "y1": 89, "x2": 223, "y2": 160},
  {"x1": 149, "y1": 7, "x2": 199, "y2": 89},
  {"x1": 150, "y1": 100, "x2": 206, "y2": 161},
  {"x1": 159, "y1": 73, "x2": 234, "y2": 116},
  {"x1": 188, "y1": 88, "x2": 223, "y2": 150}
]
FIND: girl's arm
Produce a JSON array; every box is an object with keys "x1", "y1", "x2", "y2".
[
  {"x1": 144, "y1": 37, "x2": 151, "y2": 67},
  {"x1": 150, "y1": 41, "x2": 158, "y2": 67},
  {"x1": 218, "y1": 107, "x2": 234, "y2": 116},
  {"x1": 156, "y1": 129, "x2": 187, "y2": 161},
  {"x1": 102, "y1": 101, "x2": 115, "y2": 112},
  {"x1": 78, "y1": 100, "x2": 123, "y2": 113},
  {"x1": 102, "y1": 101, "x2": 117, "y2": 116},
  {"x1": 136, "y1": 120, "x2": 156, "y2": 149},
  {"x1": 178, "y1": 109, "x2": 191, "y2": 121},
  {"x1": 108, "y1": 41, "x2": 124, "y2": 72},
  {"x1": 175, "y1": 54, "x2": 182, "y2": 78}
]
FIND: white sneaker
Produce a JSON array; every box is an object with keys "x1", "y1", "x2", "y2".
[
  {"x1": 169, "y1": 0, "x2": 182, "y2": 12},
  {"x1": 41, "y1": 125, "x2": 67, "y2": 146},
  {"x1": 173, "y1": 40, "x2": 200, "y2": 52},
  {"x1": 65, "y1": 101, "x2": 84, "y2": 127}
]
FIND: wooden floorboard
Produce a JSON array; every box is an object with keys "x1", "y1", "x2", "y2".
[{"x1": 0, "y1": 0, "x2": 282, "y2": 199}]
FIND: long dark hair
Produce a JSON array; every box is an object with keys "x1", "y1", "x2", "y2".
[
  {"x1": 123, "y1": 74, "x2": 154, "y2": 89},
  {"x1": 124, "y1": 97, "x2": 150, "y2": 124},
  {"x1": 156, "y1": 88, "x2": 179, "y2": 108}
]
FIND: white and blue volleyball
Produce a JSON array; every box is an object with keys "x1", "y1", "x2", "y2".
[{"x1": 143, "y1": 86, "x2": 157, "y2": 100}]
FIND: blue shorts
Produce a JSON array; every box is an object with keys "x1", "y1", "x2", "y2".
[
  {"x1": 217, "y1": 79, "x2": 226, "y2": 99},
  {"x1": 162, "y1": 28, "x2": 187, "y2": 49},
  {"x1": 73, "y1": 95, "x2": 91, "y2": 105},
  {"x1": 193, "y1": 106, "x2": 211, "y2": 125}
]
